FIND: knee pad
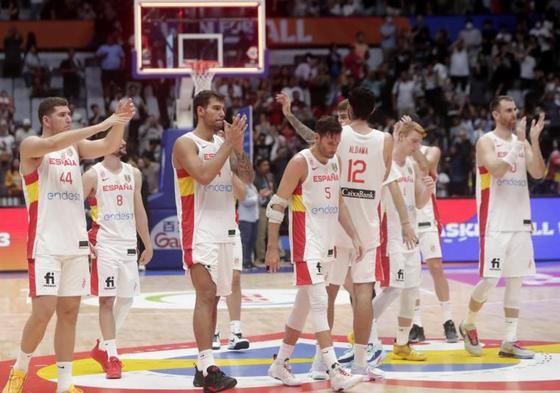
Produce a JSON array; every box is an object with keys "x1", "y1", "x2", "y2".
[
  {"x1": 471, "y1": 277, "x2": 499, "y2": 304},
  {"x1": 287, "y1": 287, "x2": 310, "y2": 332},
  {"x1": 504, "y1": 277, "x2": 523, "y2": 310},
  {"x1": 398, "y1": 287, "x2": 418, "y2": 320},
  {"x1": 307, "y1": 283, "x2": 330, "y2": 333}
]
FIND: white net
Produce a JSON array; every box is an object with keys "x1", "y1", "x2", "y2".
[
  {"x1": 175, "y1": 60, "x2": 218, "y2": 128},
  {"x1": 190, "y1": 60, "x2": 217, "y2": 93}
]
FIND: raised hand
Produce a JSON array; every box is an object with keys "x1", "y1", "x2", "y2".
[
  {"x1": 422, "y1": 176, "x2": 435, "y2": 191},
  {"x1": 516, "y1": 116, "x2": 527, "y2": 142},
  {"x1": 115, "y1": 98, "x2": 136, "y2": 118},
  {"x1": 275, "y1": 93, "x2": 292, "y2": 116},
  {"x1": 529, "y1": 112, "x2": 545, "y2": 141},
  {"x1": 224, "y1": 114, "x2": 247, "y2": 153}
]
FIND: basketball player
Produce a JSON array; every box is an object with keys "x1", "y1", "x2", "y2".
[
  {"x1": 172, "y1": 90, "x2": 253, "y2": 392},
  {"x1": 369, "y1": 119, "x2": 434, "y2": 361},
  {"x1": 2, "y1": 97, "x2": 134, "y2": 393},
  {"x1": 82, "y1": 140, "x2": 153, "y2": 379},
  {"x1": 277, "y1": 90, "x2": 416, "y2": 378},
  {"x1": 460, "y1": 97, "x2": 546, "y2": 359},
  {"x1": 265, "y1": 116, "x2": 363, "y2": 391},
  {"x1": 408, "y1": 134, "x2": 459, "y2": 343}
]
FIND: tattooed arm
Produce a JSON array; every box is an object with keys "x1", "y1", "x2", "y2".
[
  {"x1": 230, "y1": 150, "x2": 255, "y2": 184},
  {"x1": 276, "y1": 92, "x2": 316, "y2": 144}
]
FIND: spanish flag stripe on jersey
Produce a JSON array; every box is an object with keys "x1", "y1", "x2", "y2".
[
  {"x1": 176, "y1": 169, "x2": 195, "y2": 266},
  {"x1": 478, "y1": 166, "x2": 490, "y2": 277},
  {"x1": 291, "y1": 183, "x2": 306, "y2": 262},
  {"x1": 23, "y1": 170, "x2": 39, "y2": 258}
]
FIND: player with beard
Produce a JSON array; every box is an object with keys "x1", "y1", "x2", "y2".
[
  {"x1": 172, "y1": 90, "x2": 253, "y2": 392},
  {"x1": 83, "y1": 140, "x2": 153, "y2": 379}
]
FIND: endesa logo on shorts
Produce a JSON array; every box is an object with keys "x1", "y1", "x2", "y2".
[
  {"x1": 204, "y1": 183, "x2": 233, "y2": 193},
  {"x1": 47, "y1": 191, "x2": 81, "y2": 201},
  {"x1": 150, "y1": 215, "x2": 181, "y2": 250},
  {"x1": 310, "y1": 205, "x2": 338, "y2": 215}
]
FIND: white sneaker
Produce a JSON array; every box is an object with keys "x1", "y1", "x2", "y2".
[
  {"x1": 227, "y1": 333, "x2": 250, "y2": 350},
  {"x1": 212, "y1": 332, "x2": 221, "y2": 350},
  {"x1": 367, "y1": 341, "x2": 386, "y2": 367},
  {"x1": 337, "y1": 346, "x2": 355, "y2": 364},
  {"x1": 268, "y1": 357, "x2": 301, "y2": 386},
  {"x1": 328, "y1": 363, "x2": 363, "y2": 391},
  {"x1": 308, "y1": 354, "x2": 328, "y2": 380},
  {"x1": 351, "y1": 362, "x2": 385, "y2": 381}
]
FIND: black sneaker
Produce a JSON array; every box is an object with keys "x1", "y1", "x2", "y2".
[
  {"x1": 203, "y1": 365, "x2": 237, "y2": 393},
  {"x1": 193, "y1": 365, "x2": 203, "y2": 387},
  {"x1": 443, "y1": 320, "x2": 459, "y2": 343},
  {"x1": 409, "y1": 324, "x2": 426, "y2": 343}
]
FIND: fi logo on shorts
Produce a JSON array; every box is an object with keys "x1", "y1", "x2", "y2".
[
  {"x1": 105, "y1": 276, "x2": 115, "y2": 289},
  {"x1": 44, "y1": 272, "x2": 56, "y2": 287},
  {"x1": 490, "y1": 258, "x2": 501, "y2": 271}
]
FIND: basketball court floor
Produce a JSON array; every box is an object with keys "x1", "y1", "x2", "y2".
[{"x1": 1, "y1": 261, "x2": 559, "y2": 392}]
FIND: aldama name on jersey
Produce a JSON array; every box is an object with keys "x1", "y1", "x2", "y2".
[
  {"x1": 312, "y1": 173, "x2": 339, "y2": 183},
  {"x1": 102, "y1": 184, "x2": 134, "y2": 192},
  {"x1": 349, "y1": 145, "x2": 368, "y2": 155},
  {"x1": 48, "y1": 157, "x2": 78, "y2": 166}
]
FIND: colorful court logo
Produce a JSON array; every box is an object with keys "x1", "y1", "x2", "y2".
[
  {"x1": 82, "y1": 289, "x2": 352, "y2": 310},
  {"x1": 2, "y1": 334, "x2": 559, "y2": 392}
]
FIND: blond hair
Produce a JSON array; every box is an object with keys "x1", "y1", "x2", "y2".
[{"x1": 399, "y1": 120, "x2": 426, "y2": 138}]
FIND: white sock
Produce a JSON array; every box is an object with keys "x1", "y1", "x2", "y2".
[
  {"x1": 214, "y1": 327, "x2": 219, "y2": 336},
  {"x1": 465, "y1": 309, "x2": 478, "y2": 325},
  {"x1": 368, "y1": 319, "x2": 379, "y2": 344},
  {"x1": 55, "y1": 362, "x2": 72, "y2": 393},
  {"x1": 113, "y1": 297, "x2": 133, "y2": 332},
  {"x1": 354, "y1": 343, "x2": 367, "y2": 367},
  {"x1": 504, "y1": 317, "x2": 518, "y2": 343},
  {"x1": 275, "y1": 342, "x2": 295, "y2": 364},
  {"x1": 312, "y1": 344, "x2": 323, "y2": 367},
  {"x1": 198, "y1": 349, "x2": 215, "y2": 376},
  {"x1": 412, "y1": 304, "x2": 423, "y2": 327},
  {"x1": 14, "y1": 350, "x2": 33, "y2": 373},
  {"x1": 396, "y1": 326, "x2": 409, "y2": 346},
  {"x1": 230, "y1": 320, "x2": 241, "y2": 335},
  {"x1": 102, "y1": 339, "x2": 118, "y2": 359},
  {"x1": 320, "y1": 346, "x2": 338, "y2": 369},
  {"x1": 441, "y1": 301, "x2": 452, "y2": 323}
]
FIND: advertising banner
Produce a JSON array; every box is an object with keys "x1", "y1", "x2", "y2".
[
  {"x1": 267, "y1": 17, "x2": 410, "y2": 47},
  {"x1": 439, "y1": 198, "x2": 560, "y2": 262},
  {"x1": 0, "y1": 208, "x2": 28, "y2": 271}
]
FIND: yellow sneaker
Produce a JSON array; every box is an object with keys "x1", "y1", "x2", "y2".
[
  {"x1": 62, "y1": 385, "x2": 83, "y2": 393},
  {"x1": 347, "y1": 331, "x2": 355, "y2": 346},
  {"x1": 2, "y1": 368, "x2": 26, "y2": 393},
  {"x1": 392, "y1": 343, "x2": 427, "y2": 361}
]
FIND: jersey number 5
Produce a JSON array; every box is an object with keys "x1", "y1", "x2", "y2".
[{"x1": 347, "y1": 159, "x2": 366, "y2": 183}]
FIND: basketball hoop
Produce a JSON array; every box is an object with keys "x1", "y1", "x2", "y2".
[{"x1": 185, "y1": 60, "x2": 219, "y2": 94}]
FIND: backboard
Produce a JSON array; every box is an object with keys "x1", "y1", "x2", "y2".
[{"x1": 133, "y1": 0, "x2": 267, "y2": 77}]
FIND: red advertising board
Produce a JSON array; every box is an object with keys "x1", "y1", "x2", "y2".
[
  {"x1": 0, "y1": 208, "x2": 28, "y2": 271},
  {"x1": 267, "y1": 17, "x2": 410, "y2": 47}
]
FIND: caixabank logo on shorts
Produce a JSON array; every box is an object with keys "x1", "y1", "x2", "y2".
[{"x1": 3, "y1": 334, "x2": 559, "y2": 392}]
